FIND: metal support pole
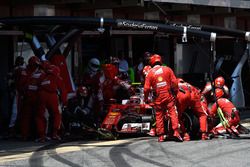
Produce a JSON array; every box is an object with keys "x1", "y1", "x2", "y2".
[{"x1": 209, "y1": 33, "x2": 217, "y2": 101}]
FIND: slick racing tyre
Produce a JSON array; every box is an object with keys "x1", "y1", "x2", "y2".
[{"x1": 182, "y1": 110, "x2": 200, "y2": 139}]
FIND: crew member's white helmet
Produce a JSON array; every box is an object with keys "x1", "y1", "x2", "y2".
[{"x1": 88, "y1": 58, "x2": 100, "y2": 72}]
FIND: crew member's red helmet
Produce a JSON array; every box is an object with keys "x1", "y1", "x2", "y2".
[
  {"x1": 102, "y1": 64, "x2": 118, "y2": 79},
  {"x1": 77, "y1": 86, "x2": 88, "y2": 97},
  {"x1": 142, "y1": 65, "x2": 152, "y2": 77},
  {"x1": 214, "y1": 76, "x2": 225, "y2": 88},
  {"x1": 41, "y1": 60, "x2": 51, "y2": 71},
  {"x1": 47, "y1": 65, "x2": 60, "y2": 76},
  {"x1": 150, "y1": 54, "x2": 162, "y2": 66},
  {"x1": 28, "y1": 56, "x2": 40, "y2": 66},
  {"x1": 215, "y1": 88, "x2": 224, "y2": 99}
]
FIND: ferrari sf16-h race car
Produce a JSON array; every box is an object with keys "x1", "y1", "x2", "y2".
[{"x1": 99, "y1": 85, "x2": 200, "y2": 140}]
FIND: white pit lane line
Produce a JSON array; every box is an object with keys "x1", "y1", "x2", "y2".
[
  {"x1": 241, "y1": 122, "x2": 250, "y2": 129},
  {"x1": 0, "y1": 138, "x2": 145, "y2": 163}
]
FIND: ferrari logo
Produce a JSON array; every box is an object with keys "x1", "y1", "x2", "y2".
[{"x1": 158, "y1": 76, "x2": 163, "y2": 81}]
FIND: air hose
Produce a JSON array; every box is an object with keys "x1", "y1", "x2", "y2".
[{"x1": 217, "y1": 107, "x2": 230, "y2": 128}]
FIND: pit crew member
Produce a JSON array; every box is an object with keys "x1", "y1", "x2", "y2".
[{"x1": 144, "y1": 54, "x2": 182, "y2": 142}]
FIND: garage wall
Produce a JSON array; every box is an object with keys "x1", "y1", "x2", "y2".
[
  {"x1": 175, "y1": 41, "x2": 210, "y2": 88},
  {"x1": 175, "y1": 42, "x2": 210, "y2": 75}
]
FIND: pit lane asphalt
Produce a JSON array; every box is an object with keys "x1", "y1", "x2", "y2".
[
  {"x1": 1, "y1": 134, "x2": 250, "y2": 167},
  {"x1": 1, "y1": 118, "x2": 250, "y2": 167}
]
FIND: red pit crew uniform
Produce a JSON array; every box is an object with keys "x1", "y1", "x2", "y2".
[
  {"x1": 37, "y1": 65, "x2": 67, "y2": 140},
  {"x1": 176, "y1": 81, "x2": 191, "y2": 114},
  {"x1": 144, "y1": 65, "x2": 181, "y2": 141},
  {"x1": 202, "y1": 82, "x2": 229, "y2": 104},
  {"x1": 189, "y1": 84, "x2": 209, "y2": 139},
  {"x1": 50, "y1": 54, "x2": 75, "y2": 93},
  {"x1": 209, "y1": 98, "x2": 240, "y2": 135},
  {"x1": 142, "y1": 65, "x2": 152, "y2": 77},
  {"x1": 176, "y1": 80, "x2": 209, "y2": 140},
  {"x1": 102, "y1": 76, "x2": 132, "y2": 103},
  {"x1": 82, "y1": 68, "x2": 102, "y2": 98},
  {"x1": 101, "y1": 64, "x2": 132, "y2": 103},
  {"x1": 176, "y1": 81, "x2": 191, "y2": 138},
  {"x1": 21, "y1": 67, "x2": 45, "y2": 140}
]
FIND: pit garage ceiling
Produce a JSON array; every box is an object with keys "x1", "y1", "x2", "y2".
[
  {"x1": 3, "y1": 0, "x2": 250, "y2": 9},
  {"x1": 145, "y1": 0, "x2": 250, "y2": 9}
]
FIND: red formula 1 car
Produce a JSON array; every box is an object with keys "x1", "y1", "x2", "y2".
[
  {"x1": 98, "y1": 85, "x2": 154, "y2": 139},
  {"x1": 101, "y1": 98, "x2": 154, "y2": 136},
  {"x1": 99, "y1": 85, "x2": 200, "y2": 140}
]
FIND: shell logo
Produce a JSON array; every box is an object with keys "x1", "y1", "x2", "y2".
[{"x1": 158, "y1": 76, "x2": 163, "y2": 81}]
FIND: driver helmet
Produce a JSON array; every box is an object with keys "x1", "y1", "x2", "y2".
[
  {"x1": 129, "y1": 95, "x2": 141, "y2": 105},
  {"x1": 88, "y1": 58, "x2": 100, "y2": 72}
]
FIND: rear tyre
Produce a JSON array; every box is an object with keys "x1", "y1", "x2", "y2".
[{"x1": 182, "y1": 110, "x2": 200, "y2": 139}]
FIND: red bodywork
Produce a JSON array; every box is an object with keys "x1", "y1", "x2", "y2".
[{"x1": 101, "y1": 103, "x2": 153, "y2": 133}]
